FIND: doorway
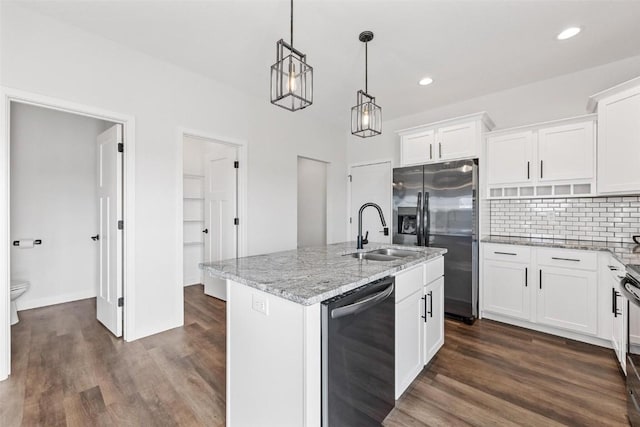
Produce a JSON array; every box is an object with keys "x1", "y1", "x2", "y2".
[
  {"x1": 297, "y1": 156, "x2": 328, "y2": 248},
  {"x1": 0, "y1": 88, "x2": 136, "y2": 381},
  {"x1": 348, "y1": 161, "x2": 392, "y2": 244},
  {"x1": 180, "y1": 132, "x2": 246, "y2": 302}
]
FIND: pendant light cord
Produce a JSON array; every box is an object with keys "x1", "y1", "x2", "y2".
[
  {"x1": 290, "y1": 0, "x2": 293, "y2": 47},
  {"x1": 365, "y1": 41, "x2": 368, "y2": 93}
]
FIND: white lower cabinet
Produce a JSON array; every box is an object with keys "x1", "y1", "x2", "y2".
[
  {"x1": 483, "y1": 260, "x2": 530, "y2": 320},
  {"x1": 394, "y1": 257, "x2": 444, "y2": 399},
  {"x1": 424, "y1": 277, "x2": 444, "y2": 362},
  {"x1": 537, "y1": 266, "x2": 597, "y2": 335},
  {"x1": 395, "y1": 286, "x2": 424, "y2": 398},
  {"x1": 482, "y1": 243, "x2": 614, "y2": 346}
]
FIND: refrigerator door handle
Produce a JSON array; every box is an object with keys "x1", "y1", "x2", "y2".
[
  {"x1": 416, "y1": 192, "x2": 422, "y2": 246},
  {"x1": 423, "y1": 192, "x2": 430, "y2": 246}
]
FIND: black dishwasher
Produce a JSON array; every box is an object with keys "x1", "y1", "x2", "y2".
[{"x1": 321, "y1": 276, "x2": 395, "y2": 426}]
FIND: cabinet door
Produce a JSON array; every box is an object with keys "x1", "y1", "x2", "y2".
[
  {"x1": 395, "y1": 288, "x2": 424, "y2": 399},
  {"x1": 483, "y1": 260, "x2": 530, "y2": 320},
  {"x1": 436, "y1": 121, "x2": 476, "y2": 161},
  {"x1": 486, "y1": 131, "x2": 534, "y2": 185},
  {"x1": 538, "y1": 121, "x2": 594, "y2": 182},
  {"x1": 598, "y1": 88, "x2": 640, "y2": 194},
  {"x1": 424, "y1": 277, "x2": 444, "y2": 364},
  {"x1": 537, "y1": 267, "x2": 597, "y2": 335},
  {"x1": 611, "y1": 285, "x2": 627, "y2": 374},
  {"x1": 401, "y1": 130, "x2": 434, "y2": 166}
]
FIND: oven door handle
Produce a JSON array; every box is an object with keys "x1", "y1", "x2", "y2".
[
  {"x1": 620, "y1": 276, "x2": 640, "y2": 308},
  {"x1": 331, "y1": 284, "x2": 395, "y2": 319}
]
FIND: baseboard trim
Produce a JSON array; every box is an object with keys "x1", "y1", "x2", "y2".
[
  {"x1": 17, "y1": 290, "x2": 97, "y2": 311},
  {"x1": 481, "y1": 311, "x2": 613, "y2": 349}
]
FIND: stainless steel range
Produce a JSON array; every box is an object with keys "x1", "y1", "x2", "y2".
[{"x1": 620, "y1": 264, "x2": 640, "y2": 426}]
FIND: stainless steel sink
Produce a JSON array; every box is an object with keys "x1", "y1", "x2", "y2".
[
  {"x1": 349, "y1": 252, "x2": 399, "y2": 262},
  {"x1": 368, "y1": 248, "x2": 418, "y2": 258}
]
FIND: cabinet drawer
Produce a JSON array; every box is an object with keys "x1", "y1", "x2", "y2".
[
  {"x1": 395, "y1": 263, "x2": 425, "y2": 302},
  {"x1": 483, "y1": 243, "x2": 531, "y2": 263},
  {"x1": 537, "y1": 248, "x2": 597, "y2": 271},
  {"x1": 425, "y1": 256, "x2": 444, "y2": 284}
]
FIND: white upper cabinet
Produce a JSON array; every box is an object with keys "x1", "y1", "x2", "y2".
[
  {"x1": 398, "y1": 112, "x2": 494, "y2": 167},
  {"x1": 588, "y1": 77, "x2": 640, "y2": 195},
  {"x1": 436, "y1": 121, "x2": 477, "y2": 161},
  {"x1": 537, "y1": 121, "x2": 595, "y2": 182},
  {"x1": 485, "y1": 115, "x2": 596, "y2": 199},
  {"x1": 486, "y1": 131, "x2": 534, "y2": 186},
  {"x1": 400, "y1": 129, "x2": 435, "y2": 166}
]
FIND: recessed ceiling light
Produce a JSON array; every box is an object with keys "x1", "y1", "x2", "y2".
[
  {"x1": 557, "y1": 27, "x2": 581, "y2": 40},
  {"x1": 419, "y1": 77, "x2": 433, "y2": 86}
]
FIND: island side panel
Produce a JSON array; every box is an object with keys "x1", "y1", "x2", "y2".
[{"x1": 227, "y1": 280, "x2": 320, "y2": 427}]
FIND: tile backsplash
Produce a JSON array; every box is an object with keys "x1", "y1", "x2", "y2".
[{"x1": 490, "y1": 196, "x2": 640, "y2": 243}]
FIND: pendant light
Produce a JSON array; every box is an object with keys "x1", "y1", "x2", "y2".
[
  {"x1": 351, "y1": 31, "x2": 382, "y2": 138},
  {"x1": 270, "y1": 0, "x2": 313, "y2": 111}
]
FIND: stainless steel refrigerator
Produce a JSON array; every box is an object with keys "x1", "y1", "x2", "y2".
[{"x1": 393, "y1": 159, "x2": 478, "y2": 322}]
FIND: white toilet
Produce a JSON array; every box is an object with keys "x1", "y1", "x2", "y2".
[{"x1": 10, "y1": 280, "x2": 29, "y2": 325}]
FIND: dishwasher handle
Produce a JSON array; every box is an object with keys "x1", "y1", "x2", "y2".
[{"x1": 331, "y1": 283, "x2": 395, "y2": 319}]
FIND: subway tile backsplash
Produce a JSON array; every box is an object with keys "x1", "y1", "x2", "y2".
[{"x1": 490, "y1": 197, "x2": 640, "y2": 243}]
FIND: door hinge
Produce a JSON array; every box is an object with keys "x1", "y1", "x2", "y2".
[
  {"x1": 234, "y1": 218, "x2": 239, "y2": 225},
  {"x1": 117, "y1": 297, "x2": 124, "y2": 307},
  {"x1": 118, "y1": 143, "x2": 124, "y2": 153},
  {"x1": 348, "y1": 174, "x2": 352, "y2": 182},
  {"x1": 234, "y1": 161, "x2": 239, "y2": 169},
  {"x1": 118, "y1": 220, "x2": 124, "y2": 230}
]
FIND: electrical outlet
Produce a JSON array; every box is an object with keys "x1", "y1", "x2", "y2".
[{"x1": 252, "y1": 294, "x2": 268, "y2": 315}]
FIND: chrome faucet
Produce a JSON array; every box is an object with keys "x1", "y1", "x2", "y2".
[{"x1": 357, "y1": 202, "x2": 389, "y2": 249}]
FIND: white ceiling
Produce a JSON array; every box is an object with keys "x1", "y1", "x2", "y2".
[{"x1": 12, "y1": 0, "x2": 640, "y2": 126}]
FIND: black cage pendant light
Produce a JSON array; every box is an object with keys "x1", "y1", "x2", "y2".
[
  {"x1": 270, "y1": 0, "x2": 313, "y2": 111},
  {"x1": 351, "y1": 31, "x2": 382, "y2": 138}
]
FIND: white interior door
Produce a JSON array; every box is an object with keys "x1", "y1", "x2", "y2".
[
  {"x1": 349, "y1": 162, "x2": 392, "y2": 244},
  {"x1": 96, "y1": 124, "x2": 123, "y2": 337},
  {"x1": 203, "y1": 145, "x2": 237, "y2": 301}
]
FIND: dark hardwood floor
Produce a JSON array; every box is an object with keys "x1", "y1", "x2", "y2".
[
  {"x1": 0, "y1": 285, "x2": 628, "y2": 426},
  {"x1": 385, "y1": 319, "x2": 628, "y2": 427},
  {"x1": 0, "y1": 285, "x2": 226, "y2": 426}
]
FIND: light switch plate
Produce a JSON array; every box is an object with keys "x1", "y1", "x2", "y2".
[{"x1": 252, "y1": 294, "x2": 269, "y2": 315}]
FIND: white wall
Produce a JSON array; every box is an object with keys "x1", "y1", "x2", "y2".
[
  {"x1": 1, "y1": 4, "x2": 347, "y2": 340},
  {"x1": 10, "y1": 102, "x2": 111, "y2": 310},
  {"x1": 347, "y1": 54, "x2": 640, "y2": 167},
  {"x1": 297, "y1": 157, "x2": 327, "y2": 248}
]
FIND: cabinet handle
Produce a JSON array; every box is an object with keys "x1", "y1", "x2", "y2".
[
  {"x1": 540, "y1": 160, "x2": 544, "y2": 179},
  {"x1": 421, "y1": 295, "x2": 427, "y2": 322},
  {"x1": 428, "y1": 291, "x2": 433, "y2": 318},
  {"x1": 551, "y1": 257, "x2": 580, "y2": 262},
  {"x1": 539, "y1": 269, "x2": 542, "y2": 290},
  {"x1": 525, "y1": 267, "x2": 528, "y2": 287},
  {"x1": 494, "y1": 251, "x2": 517, "y2": 256},
  {"x1": 612, "y1": 287, "x2": 617, "y2": 317},
  {"x1": 429, "y1": 144, "x2": 433, "y2": 159},
  {"x1": 439, "y1": 142, "x2": 442, "y2": 158},
  {"x1": 527, "y1": 161, "x2": 530, "y2": 180},
  {"x1": 608, "y1": 265, "x2": 618, "y2": 271}
]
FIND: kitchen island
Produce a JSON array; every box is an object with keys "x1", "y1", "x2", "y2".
[{"x1": 202, "y1": 242, "x2": 447, "y2": 427}]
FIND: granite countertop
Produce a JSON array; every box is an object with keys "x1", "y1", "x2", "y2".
[
  {"x1": 200, "y1": 242, "x2": 447, "y2": 306},
  {"x1": 482, "y1": 235, "x2": 640, "y2": 266}
]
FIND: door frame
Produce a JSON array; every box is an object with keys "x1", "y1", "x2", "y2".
[
  {"x1": 0, "y1": 86, "x2": 136, "y2": 381},
  {"x1": 176, "y1": 128, "x2": 248, "y2": 297},
  {"x1": 346, "y1": 159, "x2": 393, "y2": 242}
]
